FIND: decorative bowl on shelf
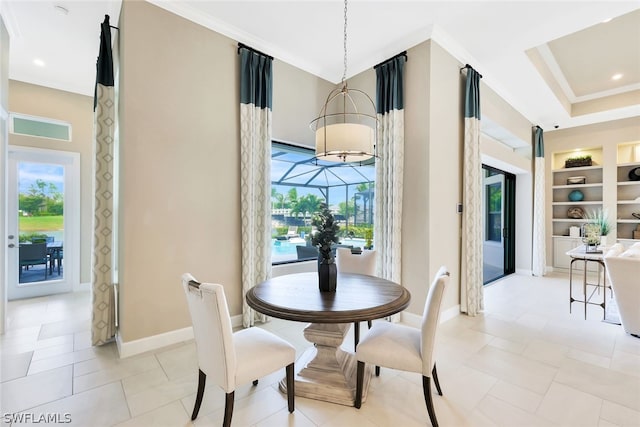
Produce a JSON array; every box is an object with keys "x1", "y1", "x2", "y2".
[
  {"x1": 568, "y1": 190, "x2": 584, "y2": 202},
  {"x1": 629, "y1": 167, "x2": 640, "y2": 181},
  {"x1": 567, "y1": 207, "x2": 585, "y2": 219},
  {"x1": 567, "y1": 176, "x2": 586, "y2": 185}
]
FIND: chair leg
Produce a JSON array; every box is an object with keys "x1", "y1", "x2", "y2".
[
  {"x1": 354, "y1": 322, "x2": 360, "y2": 351},
  {"x1": 432, "y1": 363, "x2": 443, "y2": 396},
  {"x1": 252, "y1": 379, "x2": 258, "y2": 386},
  {"x1": 423, "y1": 376, "x2": 438, "y2": 427},
  {"x1": 367, "y1": 320, "x2": 372, "y2": 329},
  {"x1": 223, "y1": 391, "x2": 234, "y2": 427},
  {"x1": 286, "y1": 362, "x2": 295, "y2": 413},
  {"x1": 191, "y1": 369, "x2": 206, "y2": 421},
  {"x1": 375, "y1": 366, "x2": 380, "y2": 376},
  {"x1": 355, "y1": 361, "x2": 365, "y2": 409}
]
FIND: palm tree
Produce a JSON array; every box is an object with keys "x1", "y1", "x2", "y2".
[
  {"x1": 291, "y1": 194, "x2": 324, "y2": 222},
  {"x1": 355, "y1": 182, "x2": 374, "y2": 225},
  {"x1": 271, "y1": 188, "x2": 286, "y2": 210}
]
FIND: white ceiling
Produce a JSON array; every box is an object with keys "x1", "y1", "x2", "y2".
[{"x1": 2, "y1": 0, "x2": 639, "y2": 132}]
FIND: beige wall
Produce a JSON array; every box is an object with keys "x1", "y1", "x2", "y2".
[
  {"x1": 7, "y1": 81, "x2": 94, "y2": 284},
  {"x1": 341, "y1": 41, "x2": 464, "y2": 316},
  {"x1": 482, "y1": 82, "x2": 532, "y2": 146},
  {"x1": 119, "y1": 1, "x2": 239, "y2": 342},
  {"x1": 118, "y1": 1, "x2": 334, "y2": 342},
  {"x1": 424, "y1": 41, "x2": 465, "y2": 313},
  {"x1": 480, "y1": 84, "x2": 534, "y2": 275},
  {"x1": 273, "y1": 60, "x2": 334, "y2": 147}
]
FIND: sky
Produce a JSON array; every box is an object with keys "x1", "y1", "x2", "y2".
[{"x1": 19, "y1": 162, "x2": 64, "y2": 195}]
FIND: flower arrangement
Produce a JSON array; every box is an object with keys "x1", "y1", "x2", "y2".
[
  {"x1": 311, "y1": 203, "x2": 340, "y2": 263},
  {"x1": 584, "y1": 208, "x2": 613, "y2": 236}
]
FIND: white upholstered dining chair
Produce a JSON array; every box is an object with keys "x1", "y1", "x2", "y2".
[
  {"x1": 180, "y1": 273, "x2": 296, "y2": 426},
  {"x1": 354, "y1": 266, "x2": 449, "y2": 427},
  {"x1": 336, "y1": 248, "x2": 377, "y2": 350}
]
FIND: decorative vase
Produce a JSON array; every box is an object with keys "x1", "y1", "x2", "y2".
[
  {"x1": 318, "y1": 259, "x2": 337, "y2": 292},
  {"x1": 600, "y1": 235, "x2": 607, "y2": 247},
  {"x1": 568, "y1": 190, "x2": 584, "y2": 202}
]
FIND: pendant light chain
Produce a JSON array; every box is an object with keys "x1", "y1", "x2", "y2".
[{"x1": 342, "y1": 0, "x2": 348, "y2": 85}]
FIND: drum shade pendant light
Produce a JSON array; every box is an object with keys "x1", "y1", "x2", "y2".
[{"x1": 311, "y1": 0, "x2": 378, "y2": 163}]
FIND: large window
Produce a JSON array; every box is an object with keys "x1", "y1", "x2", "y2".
[{"x1": 271, "y1": 141, "x2": 375, "y2": 264}]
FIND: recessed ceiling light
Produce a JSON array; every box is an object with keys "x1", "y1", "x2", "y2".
[
  {"x1": 612, "y1": 73, "x2": 623, "y2": 81},
  {"x1": 33, "y1": 59, "x2": 45, "y2": 67},
  {"x1": 54, "y1": 5, "x2": 69, "y2": 15}
]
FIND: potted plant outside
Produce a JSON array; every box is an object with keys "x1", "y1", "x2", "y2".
[{"x1": 311, "y1": 203, "x2": 340, "y2": 292}]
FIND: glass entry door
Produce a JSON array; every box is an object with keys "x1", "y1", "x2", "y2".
[
  {"x1": 7, "y1": 147, "x2": 79, "y2": 300},
  {"x1": 482, "y1": 165, "x2": 515, "y2": 284}
]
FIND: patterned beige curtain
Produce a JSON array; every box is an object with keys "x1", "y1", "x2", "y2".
[
  {"x1": 239, "y1": 46, "x2": 272, "y2": 327},
  {"x1": 375, "y1": 55, "x2": 405, "y2": 323},
  {"x1": 92, "y1": 16, "x2": 117, "y2": 345},
  {"x1": 532, "y1": 126, "x2": 546, "y2": 276},
  {"x1": 460, "y1": 65, "x2": 484, "y2": 316}
]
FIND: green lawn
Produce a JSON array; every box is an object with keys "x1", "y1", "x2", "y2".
[{"x1": 19, "y1": 215, "x2": 63, "y2": 232}]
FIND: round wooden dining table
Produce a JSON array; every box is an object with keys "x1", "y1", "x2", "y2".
[{"x1": 246, "y1": 272, "x2": 410, "y2": 406}]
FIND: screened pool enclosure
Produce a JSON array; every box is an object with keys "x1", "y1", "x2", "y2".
[{"x1": 271, "y1": 141, "x2": 375, "y2": 262}]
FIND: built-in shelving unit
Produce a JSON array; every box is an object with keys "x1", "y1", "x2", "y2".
[
  {"x1": 550, "y1": 143, "x2": 640, "y2": 270},
  {"x1": 551, "y1": 149, "x2": 603, "y2": 238},
  {"x1": 616, "y1": 144, "x2": 640, "y2": 241},
  {"x1": 550, "y1": 147, "x2": 603, "y2": 271}
]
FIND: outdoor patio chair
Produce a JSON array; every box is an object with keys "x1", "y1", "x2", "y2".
[
  {"x1": 286, "y1": 226, "x2": 299, "y2": 238},
  {"x1": 19, "y1": 243, "x2": 49, "y2": 280}
]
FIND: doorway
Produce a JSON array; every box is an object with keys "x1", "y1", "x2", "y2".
[
  {"x1": 482, "y1": 165, "x2": 515, "y2": 284},
  {"x1": 6, "y1": 146, "x2": 80, "y2": 300}
]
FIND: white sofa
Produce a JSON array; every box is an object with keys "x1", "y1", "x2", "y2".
[{"x1": 604, "y1": 243, "x2": 640, "y2": 337}]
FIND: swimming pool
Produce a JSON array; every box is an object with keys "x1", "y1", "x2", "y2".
[{"x1": 271, "y1": 238, "x2": 366, "y2": 263}]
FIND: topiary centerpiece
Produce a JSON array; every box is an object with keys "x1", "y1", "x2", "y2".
[{"x1": 311, "y1": 203, "x2": 340, "y2": 292}]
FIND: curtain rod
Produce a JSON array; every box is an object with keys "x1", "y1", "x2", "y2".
[
  {"x1": 460, "y1": 64, "x2": 482, "y2": 78},
  {"x1": 102, "y1": 14, "x2": 118, "y2": 30},
  {"x1": 373, "y1": 51, "x2": 407, "y2": 69},
  {"x1": 237, "y1": 43, "x2": 273, "y2": 60}
]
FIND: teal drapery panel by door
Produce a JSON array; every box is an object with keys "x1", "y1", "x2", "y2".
[
  {"x1": 239, "y1": 46, "x2": 272, "y2": 327},
  {"x1": 92, "y1": 14, "x2": 117, "y2": 346},
  {"x1": 532, "y1": 126, "x2": 546, "y2": 276},
  {"x1": 461, "y1": 65, "x2": 483, "y2": 316},
  {"x1": 375, "y1": 54, "x2": 406, "y2": 313}
]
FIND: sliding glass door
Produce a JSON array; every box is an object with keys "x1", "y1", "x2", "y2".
[{"x1": 482, "y1": 165, "x2": 515, "y2": 284}]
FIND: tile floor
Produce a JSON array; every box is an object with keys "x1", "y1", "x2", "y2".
[{"x1": 1, "y1": 272, "x2": 639, "y2": 426}]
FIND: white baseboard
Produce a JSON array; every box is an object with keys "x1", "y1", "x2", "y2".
[
  {"x1": 515, "y1": 268, "x2": 532, "y2": 276},
  {"x1": 401, "y1": 304, "x2": 460, "y2": 328},
  {"x1": 441, "y1": 304, "x2": 461, "y2": 323},
  {"x1": 74, "y1": 281, "x2": 90, "y2": 293},
  {"x1": 116, "y1": 314, "x2": 243, "y2": 358}
]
